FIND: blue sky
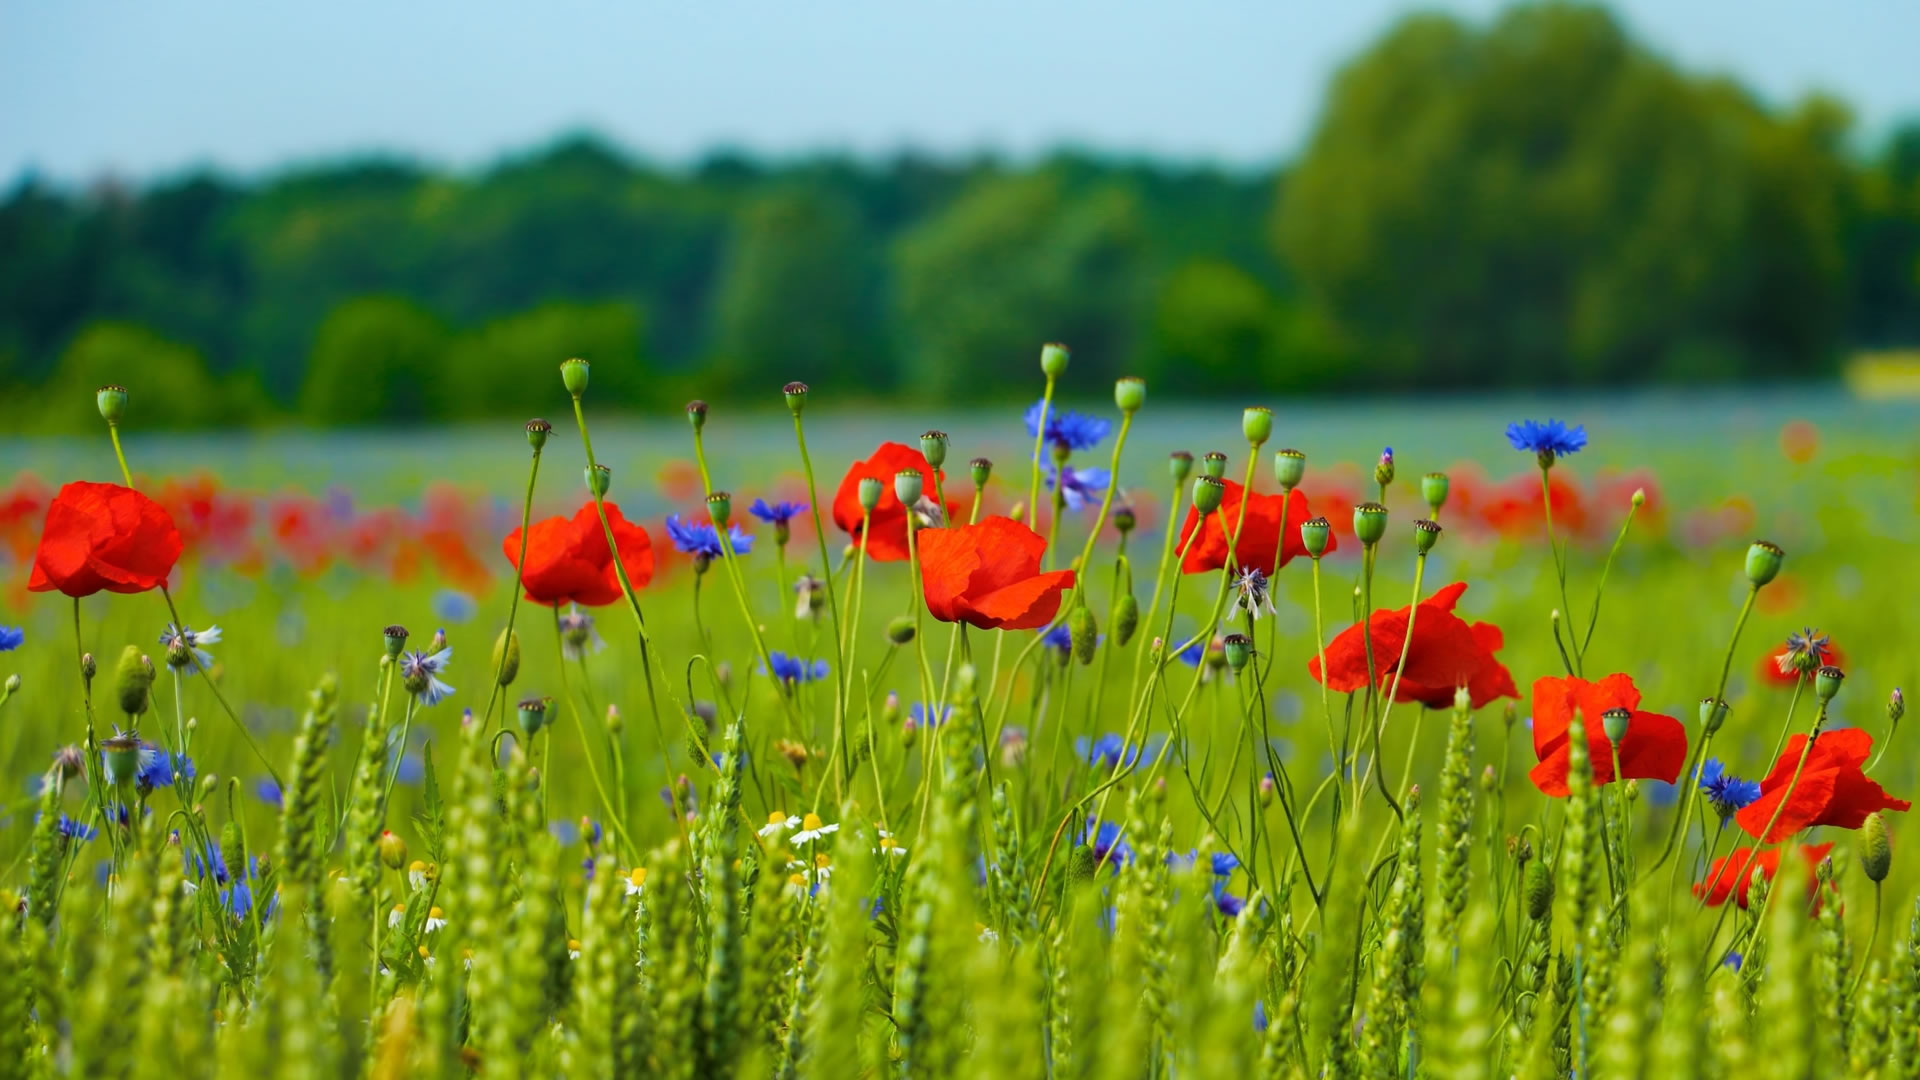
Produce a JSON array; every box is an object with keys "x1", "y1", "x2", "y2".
[{"x1": 2, "y1": 0, "x2": 1913, "y2": 181}]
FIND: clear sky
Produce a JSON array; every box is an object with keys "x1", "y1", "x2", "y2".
[{"x1": 2, "y1": 0, "x2": 1913, "y2": 182}]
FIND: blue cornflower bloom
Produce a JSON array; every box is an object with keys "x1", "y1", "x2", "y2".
[
  {"x1": 1698, "y1": 758, "x2": 1762, "y2": 820},
  {"x1": 1044, "y1": 465, "x2": 1111, "y2": 512},
  {"x1": 1505, "y1": 418, "x2": 1587, "y2": 460},
  {"x1": 136, "y1": 742, "x2": 194, "y2": 789},
  {"x1": 549, "y1": 819, "x2": 582, "y2": 846},
  {"x1": 1083, "y1": 817, "x2": 1133, "y2": 868},
  {"x1": 158, "y1": 622, "x2": 222, "y2": 671},
  {"x1": 220, "y1": 862, "x2": 278, "y2": 921},
  {"x1": 1210, "y1": 851, "x2": 1240, "y2": 877},
  {"x1": 1025, "y1": 399, "x2": 1111, "y2": 453},
  {"x1": 0, "y1": 625, "x2": 22, "y2": 651},
  {"x1": 184, "y1": 837, "x2": 231, "y2": 886},
  {"x1": 432, "y1": 588, "x2": 477, "y2": 623},
  {"x1": 1254, "y1": 1000, "x2": 1269, "y2": 1034},
  {"x1": 44, "y1": 813, "x2": 96, "y2": 842},
  {"x1": 1212, "y1": 885, "x2": 1247, "y2": 918},
  {"x1": 1177, "y1": 639, "x2": 1205, "y2": 666},
  {"x1": 252, "y1": 776, "x2": 283, "y2": 807},
  {"x1": 1075, "y1": 733, "x2": 1164, "y2": 770},
  {"x1": 748, "y1": 499, "x2": 808, "y2": 525},
  {"x1": 399, "y1": 647, "x2": 456, "y2": 706},
  {"x1": 909, "y1": 703, "x2": 951, "y2": 727},
  {"x1": 767, "y1": 650, "x2": 829, "y2": 685},
  {"x1": 1724, "y1": 951, "x2": 1743, "y2": 971},
  {"x1": 1041, "y1": 624, "x2": 1073, "y2": 656},
  {"x1": 665, "y1": 514, "x2": 754, "y2": 558}
]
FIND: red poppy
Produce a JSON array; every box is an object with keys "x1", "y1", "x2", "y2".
[
  {"x1": 28, "y1": 481, "x2": 184, "y2": 597},
  {"x1": 502, "y1": 501, "x2": 654, "y2": 607},
  {"x1": 832, "y1": 442, "x2": 943, "y2": 562},
  {"x1": 1306, "y1": 582, "x2": 1518, "y2": 710},
  {"x1": 1694, "y1": 842, "x2": 1833, "y2": 909},
  {"x1": 1526, "y1": 673, "x2": 1688, "y2": 797},
  {"x1": 916, "y1": 516, "x2": 1075, "y2": 631},
  {"x1": 1177, "y1": 479, "x2": 1335, "y2": 575},
  {"x1": 1734, "y1": 727, "x2": 1910, "y2": 842}
]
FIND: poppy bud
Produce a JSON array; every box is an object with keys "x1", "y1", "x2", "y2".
[
  {"x1": 378, "y1": 830, "x2": 408, "y2": 870},
  {"x1": 685, "y1": 399, "x2": 708, "y2": 432},
  {"x1": 559, "y1": 357, "x2": 590, "y2": 397},
  {"x1": 783, "y1": 381, "x2": 809, "y2": 414},
  {"x1": 886, "y1": 615, "x2": 916, "y2": 645},
  {"x1": 1374, "y1": 447, "x2": 1395, "y2": 488},
  {"x1": 1040, "y1": 342, "x2": 1070, "y2": 378},
  {"x1": 1413, "y1": 518, "x2": 1441, "y2": 554},
  {"x1": 919, "y1": 430, "x2": 949, "y2": 469},
  {"x1": 1273, "y1": 448, "x2": 1306, "y2": 490},
  {"x1": 1624, "y1": 778, "x2": 1639, "y2": 802},
  {"x1": 1113, "y1": 593, "x2": 1139, "y2": 646},
  {"x1": 1149, "y1": 776, "x2": 1168, "y2": 803},
  {"x1": 706, "y1": 491, "x2": 732, "y2": 528},
  {"x1": 714, "y1": 662, "x2": 732, "y2": 690},
  {"x1": 586, "y1": 464, "x2": 611, "y2": 498},
  {"x1": 970, "y1": 457, "x2": 992, "y2": 487},
  {"x1": 492, "y1": 629, "x2": 520, "y2": 687},
  {"x1": 516, "y1": 696, "x2": 550, "y2": 736},
  {"x1": 1222, "y1": 633, "x2": 1252, "y2": 672},
  {"x1": 96, "y1": 384, "x2": 128, "y2": 425},
  {"x1": 1193, "y1": 476, "x2": 1225, "y2": 515},
  {"x1": 604, "y1": 704, "x2": 621, "y2": 735},
  {"x1": 525, "y1": 418, "x2": 551, "y2": 451},
  {"x1": 1112, "y1": 505, "x2": 1136, "y2": 535},
  {"x1": 80, "y1": 651, "x2": 97, "y2": 683},
  {"x1": 1114, "y1": 376, "x2": 1145, "y2": 414},
  {"x1": 114, "y1": 645, "x2": 153, "y2": 718},
  {"x1": 1816, "y1": 664, "x2": 1845, "y2": 703},
  {"x1": 1601, "y1": 707, "x2": 1631, "y2": 744},
  {"x1": 1300, "y1": 516, "x2": 1331, "y2": 558},
  {"x1": 858, "y1": 476, "x2": 883, "y2": 512},
  {"x1": 1242, "y1": 406, "x2": 1273, "y2": 447},
  {"x1": 1169, "y1": 451, "x2": 1194, "y2": 484},
  {"x1": 1201, "y1": 452, "x2": 1227, "y2": 480},
  {"x1": 1480, "y1": 764, "x2": 1497, "y2": 794},
  {"x1": 1631, "y1": 488, "x2": 1646, "y2": 508},
  {"x1": 1259, "y1": 773, "x2": 1276, "y2": 806},
  {"x1": 1745, "y1": 540, "x2": 1784, "y2": 587},
  {"x1": 383, "y1": 625, "x2": 409, "y2": 658},
  {"x1": 1069, "y1": 843, "x2": 1097, "y2": 884},
  {"x1": 4, "y1": 673, "x2": 18, "y2": 695},
  {"x1": 893, "y1": 470, "x2": 923, "y2": 507},
  {"x1": 1422, "y1": 472, "x2": 1449, "y2": 514},
  {"x1": 221, "y1": 820, "x2": 247, "y2": 879},
  {"x1": 1353, "y1": 502, "x2": 1388, "y2": 547},
  {"x1": 1699, "y1": 697, "x2": 1729, "y2": 735},
  {"x1": 1069, "y1": 605, "x2": 1097, "y2": 665},
  {"x1": 1524, "y1": 859, "x2": 1554, "y2": 922},
  {"x1": 1863, "y1": 812, "x2": 1892, "y2": 883},
  {"x1": 101, "y1": 732, "x2": 141, "y2": 787}
]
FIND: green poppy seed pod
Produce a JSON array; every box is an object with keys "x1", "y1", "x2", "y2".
[
  {"x1": 114, "y1": 645, "x2": 153, "y2": 718},
  {"x1": 1169, "y1": 451, "x2": 1194, "y2": 484},
  {"x1": 1601, "y1": 707, "x2": 1631, "y2": 744},
  {"x1": 1524, "y1": 858, "x2": 1554, "y2": 922},
  {"x1": 1112, "y1": 505, "x2": 1136, "y2": 535},
  {"x1": 96, "y1": 384, "x2": 128, "y2": 425},
  {"x1": 1353, "y1": 502, "x2": 1388, "y2": 547},
  {"x1": 1040, "y1": 342, "x2": 1070, "y2": 378},
  {"x1": 1746, "y1": 540, "x2": 1784, "y2": 587},
  {"x1": 100, "y1": 732, "x2": 141, "y2": 787},
  {"x1": 1816, "y1": 664, "x2": 1845, "y2": 703},
  {"x1": 1114, "y1": 375, "x2": 1145, "y2": 414},
  {"x1": 1201, "y1": 451, "x2": 1227, "y2": 480},
  {"x1": 969, "y1": 457, "x2": 992, "y2": 487},
  {"x1": 919, "y1": 430, "x2": 949, "y2": 469},
  {"x1": 1700, "y1": 697, "x2": 1729, "y2": 736},
  {"x1": 517, "y1": 696, "x2": 550, "y2": 736},
  {"x1": 1193, "y1": 476, "x2": 1225, "y2": 515},
  {"x1": 1222, "y1": 632, "x2": 1252, "y2": 672},
  {"x1": 1113, "y1": 593, "x2": 1139, "y2": 646},
  {"x1": 685, "y1": 399, "x2": 708, "y2": 432},
  {"x1": 1273, "y1": 448, "x2": 1306, "y2": 490},
  {"x1": 1242, "y1": 406, "x2": 1273, "y2": 447},
  {"x1": 706, "y1": 491, "x2": 732, "y2": 528},
  {"x1": 886, "y1": 615, "x2": 916, "y2": 645},
  {"x1": 524, "y1": 418, "x2": 551, "y2": 451},
  {"x1": 1069, "y1": 605, "x2": 1097, "y2": 665},
  {"x1": 383, "y1": 624, "x2": 409, "y2": 658},
  {"x1": 378, "y1": 830, "x2": 408, "y2": 870},
  {"x1": 80, "y1": 651, "x2": 97, "y2": 683},
  {"x1": 1863, "y1": 812, "x2": 1892, "y2": 882},
  {"x1": 893, "y1": 469, "x2": 923, "y2": 507},
  {"x1": 1422, "y1": 472, "x2": 1449, "y2": 514},
  {"x1": 559, "y1": 357, "x2": 590, "y2": 397},
  {"x1": 1413, "y1": 518, "x2": 1441, "y2": 554},
  {"x1": 857, "y1": 476, "x2": 883, "y2": 512},
  {"x1": 783, "y1": 380, "x2": 809, "y2": 414},
  {"x1": 221, "y1": 820, "x2": 246, "y2": 880},
  {"x1": 586, "y1": 464, "x2": 612, "y2": 498},
  {"x1": 1300, "y1": 516, "x2": 1331, "y2": 558},
  {"x1": 492, "y1": 628, "x2": 521, "y2": 687}
]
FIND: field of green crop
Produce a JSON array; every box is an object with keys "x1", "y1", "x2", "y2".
[{"x1": 1, "y1": 360, "x2": 1916, "y2": 1078}]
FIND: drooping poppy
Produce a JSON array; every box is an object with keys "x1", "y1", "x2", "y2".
[
  {"x1": 916, "y1": 515, "x2": 1074, "y2": 631},
  {"x1": 1734, "y1": 727, "x2": 1910, "y2": 843},
  {"x1": 502, "y1": 501, "x2": 654, "y2": 608},
  {"x1": 1526, "y1": 673, "x2": 1688, "y2": 797},
  {"x1": 29, "y1": 481, "x2": 183, "y2": 597},
  {"x1": 1694, "y1": 842, "x2": 1833, "y2": 909},
  {"x1": 1306, "y1": 582, "x2": 1518, "y2": 710},
  {"x1": 832, "y1": 442, "x2": 943, "y2": 562},
  {"x1": 1177, "y1": 479, "x2": 1333, "y2": 575}
]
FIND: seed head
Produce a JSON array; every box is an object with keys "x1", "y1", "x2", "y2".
[
  {"x1": 524, "y1": 418, "x2": 551, "y2": 451},
  {"x1": 559, "y1": 357, "x2": 590, "y2": 397},
  {"x1": 96, "y1": 384, "x2": 128, "y2": 425},
  {"x1": 783, "y1": 381, "x2": 809, "y2": 414}
]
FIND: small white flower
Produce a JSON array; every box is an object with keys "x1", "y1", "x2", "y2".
[
  {"x1": 977, "y1": 923, "x2": 1000, "y2": 944},
  {"x1": 424, "y1": 906, "x2": 447, "y2": 932},
  {"x1": 758, "y1": 811, "x2": 801, "y2": 838},
  {"x1": 791, "y1": 813, "x2": 839, "y2": 845},
  {"x1": 388, "y1": 904, "x2": 406, "y2": 928},
  {"x1": 407, "y1": 862, "x2": 430, "y2": 890},
  {"x1": 568, "y1": 940, "x2": 582, "y2": 961},
  {"x1": 623, "y1": 868, "x2": 648, "y2": 896}
]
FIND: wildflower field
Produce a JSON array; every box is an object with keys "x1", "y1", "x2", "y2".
[{"x1": 1, "y1": 350, "x2": 1918, "y2": 1079}]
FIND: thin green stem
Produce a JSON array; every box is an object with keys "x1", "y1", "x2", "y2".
[{"x1": 483, "y1": 442, "x2": 543, "y2": 728}]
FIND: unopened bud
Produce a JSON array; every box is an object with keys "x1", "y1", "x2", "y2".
[
  {"x1": 1259, "y1": 773, "x2": 1276, "y2": 807},
  {"x1": 1524, "y1": 859, "x2": 1554, "y2": 922},
  {"x1": 492, "y1": 629, "x2": 520, "y2": 687},
  {"x1": 1113, "y1": 593, "x2": 1139, "y2": 646},
  {"x1": 1069, "y1": 605, "x2": 1097, "y2": 665},
  {"x1": 113, "y1": 645, "x2": 153, "y2": 718},
  {"x1": 1479, "y1": 764, "x2": 1497, "y2": 794},
  {"x1": 886, "y1": 615, "x2": 916, "y2": 645},
  {"x1": 1863, "y1": 812, "x2": 1892, "y2": 882},
  {"x1": 80, "y1": 652, "x2": 97, "y2": 682},
  {"x1": 1373, "y1": 447, "x2": 1395, "y2": 488},
  {"x1": 378, "y1": 830, "x2": 408, "y2": 870},
  {"x1": 1040, "y1": 342, "x2": 1070, "y2": 378}
]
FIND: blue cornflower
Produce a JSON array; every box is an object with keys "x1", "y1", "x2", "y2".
[
  {"x1": 1177, "y1": 639, "x2": 1205, "y2": 666},
  {"x1": 748, "y1": 499, "x2": 808, "y2": 525},
  {"x1": 158, "y1": 622, "x2": 222, "y2": 671},
  {"x1": 1045, "y1": 465, "x2": 1111, "y2": 512},
  {"x1": 1041, "y1": 624, "x2": 1073, "y2": 656},
  {"x1": 1025, "y1": 399, "x2": 1111, "y2": 453},
  {"x1": 399, "y1": 647, "x2": 456, "y2": 706},
  {"x1": 432, "y1": 589, "x2": 477, "y2": 623},
  {"x1": 1075, "y1": 733, "x2": 1163, "y2": 770},
  {"x1": 0, "y1": 625, "x2": 22, "y2": 651},
  {"x1": 184, "y1": 837, "x2": 231, "y2": 885},
  {"x1": 1698, "y1": 758, "x2": 1761, "y2": 820},
  {"x1": 665, "y1": 514, "x2": 754, "y2": 559},
  {"x1": 137, "y1": 742, "x2": 194, "y2": 789},
  {"x1": 909, "y1": 702, "x2": 951, "y2": 728},
  {"x1": 44, "y1": 813, "x2": 96, "y2": 842},
  {"x1": 254, "y1": 777, "x2": 283, "y2": 807},
  {"x1": 1083, "y1": 817, "x2": 1133, "y2": 867},
  {"x1": 1723, "y1": 951, "x2": 1743, "y2": 972},
  {"x1": 1210, "y1": 851, "x2": 1240, "y2": 877},
  {"x1": 1505, "y1": 418, "x2": 1587, "y2": 460},
  {"x1": 1254, "y1": 1000, "x2": 1269, "y2": 1034},
  {"x1": 220, "y1": 862, "x2": 278, "y2": 921},
  {"x1": 1212, "y1": 885, "x2": 1247, "y2": 918},
  {"x1": 767, "y1": 650, "x2": 829, "y2": 685}
]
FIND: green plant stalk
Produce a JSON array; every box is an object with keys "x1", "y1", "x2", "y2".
[
  {"x1": 1648, "y1": 583, "x2": 1757, "y2": 875},
  {"x1": 689, "y1": 422, "x2": 798, "y2": 731},
  {"x1": 1027, "y1": 373, "x2": 1056, "y2": 543},
  {"x1": 1355, "y1": 549, "x2": 1427, "y2": 818},
  {"x1": 789, "y1": 408, "x2": 851, "y2": 749},
  {"x1": 483, "y1": 440, "x2": 543, "y2": 728},
  {"x1": 1578, "y1": 498, "x2": 1640, "y2": 656},
  {"x1": 1537, "y1": 464, "x2": 1582, "y2": 675},
  {"x1": 1127, "y1": 476, "x2": 1186, "y2": 705},
  {"x1": 550, "y1": 608, "x2": 639, "y2": 860}
]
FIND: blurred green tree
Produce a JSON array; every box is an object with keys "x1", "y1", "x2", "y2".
[
  {"x1": 449, "y1": 299, "x2": 651, "y2": 415},
  {"x1": 26, "y1": 322, "x2": 260, "y2": 431},
  {"x1": 710, "y1": 187, "x2": 874, "y2": 388},
  {"x1": 300, "y1": 296, "x2": 448, "y2": 424}
]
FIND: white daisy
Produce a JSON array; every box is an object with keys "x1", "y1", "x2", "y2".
[
  {"x1": 758, "y1": 811, "x2": 800, "y2": 838},
  {"x1": 791, "y1": 812, "x2": 839, "y2": 845}
]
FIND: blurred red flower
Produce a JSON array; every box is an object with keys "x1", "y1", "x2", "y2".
[
  {"x1": 917, "y1": 516, "x2": 1075, "y2": 631},
  {"x1": 1176, "y1": 479, "x2": 1334, "y2": 575},
  {"x1": 1526, "y1": 673, "x2": 1687, "y2": 797},
  {"x1": 504, "y1": 501, "x2": 654, "y2": 607},
  {"x1": 831, "y1": 442, "x2": 942, "y2": 563},
  {"x1": 1307, "y1": 582, "x2": 1518, "y2": 710},
  {"x1": 28, "y1": 481, "x2": 183, "y2": 597},
  {"x1": 1735, "y1": 727, "x2": 1910, "y2": 843},
  {"x1": 1480, "y1": 471, "x2": 1589, "y2": 540},
  {"x1": 1694, "y1": 842, "x2": 1833, "y2": 909}
]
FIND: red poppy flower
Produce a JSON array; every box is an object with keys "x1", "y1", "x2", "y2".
[
  {"x1": 28, "y1": 481, "x2": 183, "y2": 597},
  {"x1": 1306, "y1": 582, "x2": 1518, "y2": 710},
  {"x1": 1734, "y1": 727, "x2": 1910, "y2": 842},
  {"x1": 832, "y1": 442, "x2": 943, "y2": 563},
  {"x1": 502, "y1": 501, "x2": 654, "y2": 607},
  {"x1": 916, "y1": 516, "x2": 1075, "y2": 631},
  {"x1": 1526, "y1": 673, "x2": 1687, "y2": 797},
  {"x1": 1176, "y1": 479, "x2": 1335, "y2": 575},
  {"x1": 1694, "y1": 842, "x2": 1833, "y2": 909}
]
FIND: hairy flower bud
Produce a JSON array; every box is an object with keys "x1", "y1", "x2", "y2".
[
  {"x1": 1524, "y1": 858, "x2": 1554, "y2": 922},
  {"x1": 1373, "y1": 447, "x2": 1395, "y2": 488},
  {"x1": 1113, "y1": 593, "x2": 1139, "y2": 646},
  {"x1": 1069, "y1": 605, "x2": 1097, "y2": 665},
  {"x1": 1863, "y1": 812, "x2": 1892, "y2": 882},
  {"x1": 492, "y1": 628, "x2": 520, "y2": 687},
  {"x1": 114, "y1": 645, "x2": 153, "y2": 718}
]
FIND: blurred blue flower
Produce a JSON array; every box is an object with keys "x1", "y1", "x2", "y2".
[
  {"x1": 0, "y1": 625, "x2": 23, "y2": 651},
  {"x1": 1041, "y1": 624, "x2": 1073, "y2": 656},
  {"x1": 1724, "y1": 951, "x2": 1743, "y2": 971},
  {"x1": 665, "y1": 514, "x2": 753, "y2": 558},
  {"x1": 1083, "y1": 817, "x2": 1132, "y2": 867},
  {"x1": 432, "y1": 589, "x2": 477, "y2": 623},
  {"x1": 549, "y1": 819, "x2": 581, "y2": 846},
  {"x1": 1254, "y1": 1000, "x2": 1269, "y2": 1034},
  {"x1": 748, "y1": 499, "x2": 808, "y2": 525},
  {"x1": 1177, "y1": 640, "x2": 1205, "y2": 666},
  {"x1": 767, "y1": 651, "x2": 829, "y2": 685},
  {"x1": 1699, "y1": 758, "x2": 1761, "y2": 820},
  {"x1": 1076, "y1": 733, "x2": 1163, "y2": 770},
  {"x1": 1505, "y1": 419, "x2": 1587, "y2": 459},
  {"x1": 45, "y1": 813, "x2": 96, "y2": 842},
  {"x1": 1045, "y1": 465, "x2": 1111, "y2": 512},
  {"x1": 137, "y1": 742, "x2": 193, "y2": 790},
  {"x1": 400, "y1": 647, "x2": 456, "y2": 706},
  {"x1": 254, "y1": 777, "x2": 283, "y2": 807},
  {"x1": 1025, "y1": 400, "x2": 1111, "y2": 453},
  {"x1": 909, "y1": 702, "x2": 951, "y2": 727}
]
